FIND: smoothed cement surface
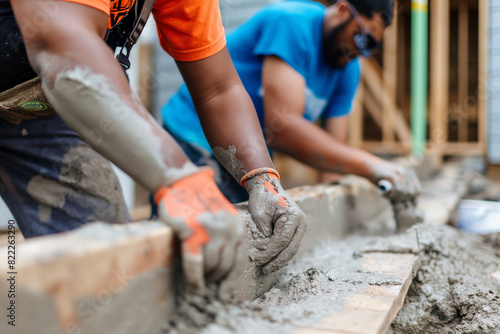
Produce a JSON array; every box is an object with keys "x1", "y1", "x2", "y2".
[{"x1": 165, "y1": 225, "x2": 500, "y2": 334}]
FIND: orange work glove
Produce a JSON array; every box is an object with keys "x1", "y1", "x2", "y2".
[
  {"x1": 155, "y1": 168, "x2": 245, "y2": 300},
  {"x1": 242, "y1": 168, "x2": 307, "y2": 275}
]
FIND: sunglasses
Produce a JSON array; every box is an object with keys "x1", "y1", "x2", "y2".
[{"x1": 341, "y1": 1, "x2": 382, "y2": 58}]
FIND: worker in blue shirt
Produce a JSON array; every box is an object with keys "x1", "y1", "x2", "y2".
[{"x1": 162, "y1": 0, "x2": 421, "y2": 226}]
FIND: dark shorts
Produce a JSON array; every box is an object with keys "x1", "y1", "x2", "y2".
[{"x1": 0, "y1": 117, "x2": 131, "y2": 238}]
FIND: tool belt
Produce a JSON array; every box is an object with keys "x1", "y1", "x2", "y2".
[{"x1": 0, "y1": 77, "x2": 57, "y2": 125}]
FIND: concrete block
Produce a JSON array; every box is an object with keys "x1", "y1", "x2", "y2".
[{"x1": 0, "y1": 222, "x2": 176, "y2": 334}]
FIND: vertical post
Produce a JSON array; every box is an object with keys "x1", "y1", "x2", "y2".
[
  {"x1": 429, "y1": 0, "x2": 450, "y2": 164},
  {"x1": 383, "y1": 4, "x2": 398, "y2": 145},
  {"x1": 478, "y1": 0, "x2": 489, "y2": 155},
  {"x1": 411, "y1": 0, "x2": 429, "y2": 157},
  {"x1": 458, "y1": 1, "x2": 469, "y2": 143}
]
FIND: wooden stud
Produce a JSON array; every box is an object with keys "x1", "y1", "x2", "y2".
[
  {"x1": 478, "y1": 0, "x2": 488, "y2": 154},
  {"x1": 458, "y1": 0, "x2": 470, "y2": 143},
  {"x1": 429, "y1": 0, "x2": 450, "y2": 165},
  {"x1": 362, "y1": 59, "x2": 412, "y2": 148},
  {"x1": 383, "y1": 4, "x2": 398, "y2": 145}
]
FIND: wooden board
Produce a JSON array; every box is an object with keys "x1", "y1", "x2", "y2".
[
  {"x1": 0, "y1": 222, "x2": 175, "y2": 333},
  {"x1": 294, "y1": 253, "x2": 420, "y2": 334},
  {"x1": 429, "y1": 0, "x2": 450, "y2": 165}
]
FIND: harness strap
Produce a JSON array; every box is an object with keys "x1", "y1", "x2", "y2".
[{"x1": 115, "y1": 0, "x2": 157, "y2": 70}]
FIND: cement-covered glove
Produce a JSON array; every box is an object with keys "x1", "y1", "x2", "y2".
[
  {"x1": 371, "y1": 163, "x2": 424, "y2": 229},
  {"x1": 242, "y1": 168, "x2": 307, "y2": 275},
  {"x1": 155, "y1": 168, "x2": 245, "y2": 300},
  {"x1": 372, "y1": 163, "x2": 422, "y2": 202}
]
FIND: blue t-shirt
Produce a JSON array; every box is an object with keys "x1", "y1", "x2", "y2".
[{"x1": 162, "y1": 1, "x2": 361, "y2": 153}]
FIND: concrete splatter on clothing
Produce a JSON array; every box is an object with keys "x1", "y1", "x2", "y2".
[{"x1": 0, "y1": 117, "x2": 130, "y2": 238}]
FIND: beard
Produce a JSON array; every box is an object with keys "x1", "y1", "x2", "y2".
[{"x1": 322, "y1": 17, "x2": 354, "y2": 69}]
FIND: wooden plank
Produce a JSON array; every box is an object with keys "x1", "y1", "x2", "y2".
[
  {"x1": 361, "y1": 141, "x2": 412, "y2": 155},
  {"x1": 458, "y1": 0, "x2": 469, "y2": 142},
  {"x1": 478, "y1": 0, "x2": 488, "y2": 154},
  {"x1": 429, "y1": 0, "x2": 450, "y2": 165},
  {"x1": 359, "y1": 141, "x2": 483, "y2": 157},
  {"x1": 362, "y1": 60, "x2": 412, "y2": 147},
  {"x1": 0, "y1": 222, "x2": 176, "y2": 333},
  {"x1": 442, "y1": 142, "x2": 486, "y2": 155},
  {"x1": 294, "y1": 253, "x2": 420, "y2": 334}
]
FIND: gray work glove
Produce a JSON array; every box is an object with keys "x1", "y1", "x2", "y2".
[
  {"x1": 156, "y1": 168, "x2": 246, "y2": 300},
  {"x1": 373, "y1": 164, "x2": 422, "y2": 201},
  {"x1": 371, "y1": 163, "x2": 424, "y2": 229},
  {"x1": 243, "y1": 169, "x2": 307, "y2": 275}
]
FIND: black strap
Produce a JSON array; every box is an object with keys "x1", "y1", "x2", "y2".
[{"x1": 106, "y1": 0, "x2": 157, "y2": 71}]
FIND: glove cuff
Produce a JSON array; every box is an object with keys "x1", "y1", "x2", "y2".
[
  {"x1": 154, "y1": 167, "x2": 214, "y2": 205},
  {"x1": 240, "y1": 167, "x2": 280, "y2": 188}
]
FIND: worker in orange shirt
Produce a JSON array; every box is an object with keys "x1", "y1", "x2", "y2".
[{"x1": 0, "y1": 0, "x2": 307, "y2": 299}]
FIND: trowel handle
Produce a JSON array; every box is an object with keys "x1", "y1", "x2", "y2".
[{"x1": 378, "y1": 180, "x2": 393, "y2": 195}]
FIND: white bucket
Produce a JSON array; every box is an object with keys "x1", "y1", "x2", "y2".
[{"x1": 457, "y1": 199, "x2": 500, "y2": 234}]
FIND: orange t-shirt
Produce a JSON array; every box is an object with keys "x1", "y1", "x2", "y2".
[{"x1": 62, "y1": 0, "x2": 226, "y2": 61}]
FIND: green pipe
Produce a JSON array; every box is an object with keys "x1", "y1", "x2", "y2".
[{"x1": 411, "y1": 0, "x2": 429, "y2": 157}]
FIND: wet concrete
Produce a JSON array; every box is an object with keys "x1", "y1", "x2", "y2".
[
  {"x1": 164, "y1": 225, "x2": 500, "y2": 334},
  {"x1": 389, "y1": 227, "x2": 500, "y2": 334}
]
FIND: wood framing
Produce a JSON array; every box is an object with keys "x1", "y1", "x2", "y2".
[
  {"x1": 478, "y1": 0, "x2": 488, "y2": 153},
  {"x1": 383, "y1": 5, "x2": 398, "y2": 144},
  {"x1": 429, "y1": 0, "x2": 450, "y2": 164},
  {"x1": 458, "y1": 0, "x2": 470, "y2": 142}
]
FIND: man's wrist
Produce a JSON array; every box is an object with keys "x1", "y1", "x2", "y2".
[{"x1": 240, "y1": 167, "x2": 280, "y2": 188}]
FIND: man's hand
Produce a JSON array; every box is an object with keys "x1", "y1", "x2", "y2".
[
  {"x1": 371, "y1": 163, "x2": 422, "y2": 201},
  {"x1": 155, "y1": 168, "x2": 245, "y2": 300},
  {"x1": 242, "y1": 168, "x2": 307, "y2": 275},
  {"x1": 370, "y1": 163, "x2": 424, "y2": 229}
]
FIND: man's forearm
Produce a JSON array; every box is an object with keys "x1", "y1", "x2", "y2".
[
  {"x1": 13, "y1": 1, "x2": 196, "y2": 193},
  {"x1": 268, "y1": 115, "x2": 391, "y2": 180},
  {"x1": 195, "y1": 85, "x2": 275, "y2": 182}
]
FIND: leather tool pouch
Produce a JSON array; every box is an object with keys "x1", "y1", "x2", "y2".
[{"x1": 0, "y1": 77, "x2": 57, "y2": 125}]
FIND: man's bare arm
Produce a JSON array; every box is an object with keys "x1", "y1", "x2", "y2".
[
  {"x1": 262, "y1": 55, "x2": 392, "y2": 181},
  {"x1": 176, "y1": 47, "x2": 274, "y2": 181},
  {"x1": 320, "y1": 116, "x2": 349, "y2": 183},
  {"x1": 11, "y1": 0, "x2": 196, "y2": 193}
]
